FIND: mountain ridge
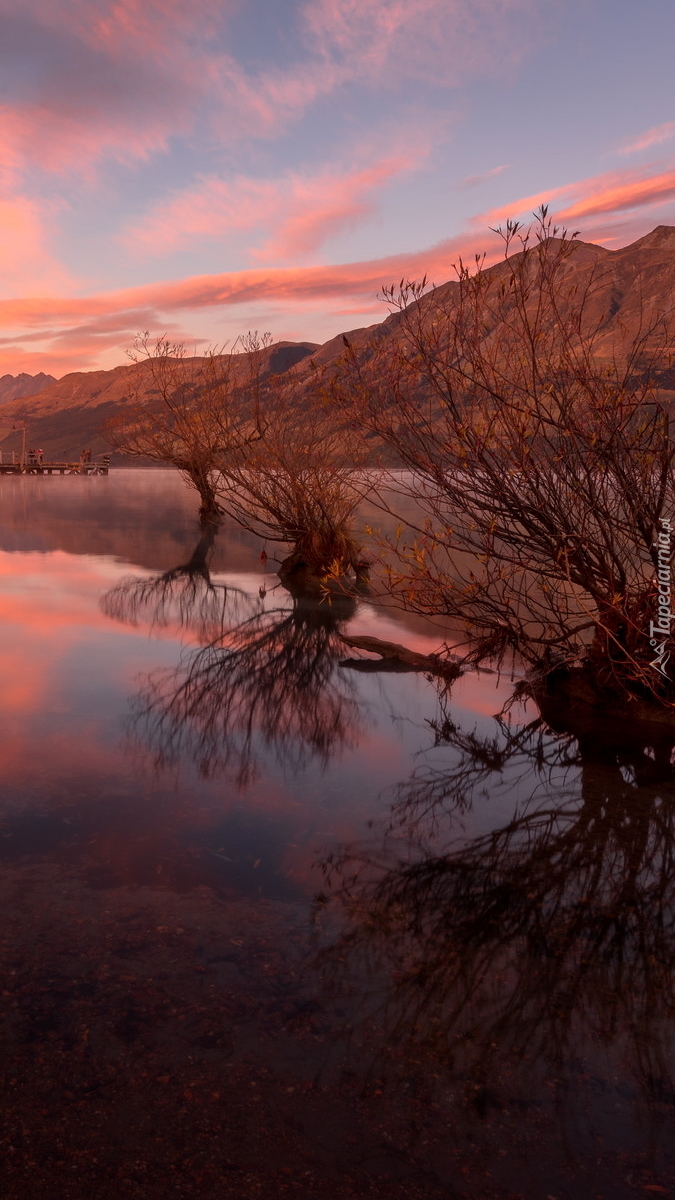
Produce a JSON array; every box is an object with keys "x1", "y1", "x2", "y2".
[
  {"x1": 0, "y1": 372, "x2": 57, "y2": 406},
  {"x1": 1, "y1": 226, "x2": 674, "y2": 461}
]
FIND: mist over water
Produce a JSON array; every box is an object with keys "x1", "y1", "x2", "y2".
[{"x1": 1, "y1": 469, "x2": 674, "y2": 1199}]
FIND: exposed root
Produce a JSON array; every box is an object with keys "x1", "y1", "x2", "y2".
[{"x1": 339, "y1": 633, "x2": 462, "y2": 680}]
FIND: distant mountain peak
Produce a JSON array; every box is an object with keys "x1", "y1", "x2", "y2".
[
  {"x1": 623, "y1": 225, "x2": 675, "y2": 252},
  {"x1": 0, "y1": 372, "x2": 56, "y2": 406}
]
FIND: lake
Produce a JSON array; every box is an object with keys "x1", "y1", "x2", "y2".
[{"x1": 1, "y1": 469, "x2": 674, "y2": 1199}]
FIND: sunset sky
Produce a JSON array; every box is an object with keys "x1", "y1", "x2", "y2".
[{"x1": 2, "y1": 0, "x2": 674, "y2": 376}]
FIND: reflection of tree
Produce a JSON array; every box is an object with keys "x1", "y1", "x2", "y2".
[
  {"x1": 131, "y1": 592, "x2": 362, "y2": 786},
  {"x1": 317, "y1": 709, "x2": 675, "y2": 1130},
  {"x1": 100, "y1": 524, "x2": 250, "y2": 642}
]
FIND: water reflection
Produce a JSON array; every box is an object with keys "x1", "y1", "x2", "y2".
[
  {"x1": 134, "y1": 595, "x2": 362, "y2": 785},
  {"x1": 3, "y1": 474, "x2": 675, "y2": 1194},
  {"x1": 102, "y1": 531, "x2": 364, "y2": 785},
  {"x1": 100, "y1": 522, "x2": 250, "y2": 641},
  {"x1": 316, "y1": 702, "x2": 675, "y2": 1137}
]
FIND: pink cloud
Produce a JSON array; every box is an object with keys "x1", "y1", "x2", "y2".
[
  {"x1": 476, "y1": 164, "x2": 675, "y2": 230},
  {"x1": 0, "y1": 0, "x2": 547, "y2": 330},
  {"x1": 618, "y1": 121, "x2": 675, "y2": 156},
  {"x1": 302, "y1": 0, "x2": 540, "y2": 88},
  {"x1": 0, "y1": 0, "x2": 239, "y2": 181},
  {"x1": 0, "y1": 232, "x2": 498, "y2": 373},
  {"x1": 0, "y1": 232, "x2": 493, "y2": 331},
  {"x1": 0, "y1": 1, "x2": 316, "y2": 191},
  {"x1": 0, "y1": 128, "x2": 74, "y2": 295},
  {"x1": 456, "y1": 165, "x2": 509, "y2": 190},
  {"x1": 478, "y1": 183, "x2": 574, "y2": 227},
  {"x1": 1, "y1": 103, "x2": 186, "y2": 181},
  {"x1": 558, "y1": 168, "x2": 675, "y2": 220},
  {"x1": 260, "y1": 157, "x2": 422, "y2": 260},
  {"x1": 1, "y1": 0, "x2": 229, "y2": 55},
  {"x1": 3, "y1": 157, "x2": 675, "y2": 376},
  {"x1": 198, "y1": 0, "x2": 543, "y2": 145},
  {"x1": 124, "y1": 153, "x2": 424, "y2": 261},
  {"x1": 0, "y1": 0, "x2": 542, "y2": 189},
  {"x1": 0, "y1": 346, "x2": 106, "y2": 374},
  {"x1": 0, "y1": 193, "x2": 74, "y2": 296}
]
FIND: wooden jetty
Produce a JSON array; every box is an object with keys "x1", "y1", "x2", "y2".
[{"x1": 0, "y1": 457, "x2": 110, "y2": 476}]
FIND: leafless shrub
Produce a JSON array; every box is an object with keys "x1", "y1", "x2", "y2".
[
  {"x1": 105, "y1": 332, "x2": 271, "y2": 524},
  {"x1": 218, "y1": 375, "x2": 374, "y2": 580},
  {"x1": 333, "y1": 209, "x2": 675, "y2": 706}
]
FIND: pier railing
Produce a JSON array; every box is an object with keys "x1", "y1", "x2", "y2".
[{"x1": 0, "y1": 457, "x2": 111, "y2": 476}]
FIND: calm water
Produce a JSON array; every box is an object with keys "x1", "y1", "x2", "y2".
[{"x1": 1, "y1": 469, "x2": 674, "y2": 1199}]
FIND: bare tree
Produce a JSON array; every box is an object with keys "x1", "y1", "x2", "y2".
[
  {"x1": 335, "y1": 210, "x2": 675, "y2": 708},
  {"x1": 106, "y1": 332, "x2": 271, "y2": 525},
  {"x1": 218, "y1": 374, "x2": 373, "y2": 584}
]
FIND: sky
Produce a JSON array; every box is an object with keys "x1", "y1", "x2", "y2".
[{"x1": 1, "y1": 0, "x2": 675, "y2": 377}]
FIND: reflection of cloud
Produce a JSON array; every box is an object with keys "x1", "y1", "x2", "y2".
[
  {"x1": 0, "y1": 727, "x2": 109, "y2": 779},
  {"x1": 0, "y1": 550, "x2": 158, "y2": 647},
  {"x1": 0, "y1": 649, "x2": 48, "y2": 715}
]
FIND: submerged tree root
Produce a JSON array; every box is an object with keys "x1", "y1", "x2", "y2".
[
  {"x1": 278, "y1": 554, "x2": 371, "y2": 601},
  {"x1": 339, "y1": 634, "x2": 462, "y2": 680},
  {"x1": 530, "y1": 665, "x2": 675, "y2": 733}
]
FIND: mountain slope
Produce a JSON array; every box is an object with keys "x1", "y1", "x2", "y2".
[
  {"x1": 1, "y1": 226, "x2": 674, "y2": 462},
  {"x1": 0, "y1": 343, "x2": 319, "y2": 462}
]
